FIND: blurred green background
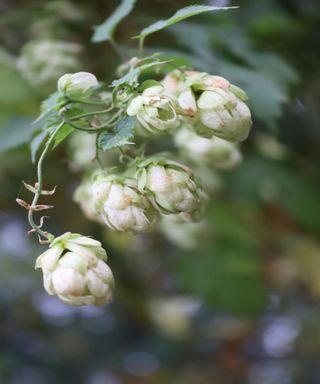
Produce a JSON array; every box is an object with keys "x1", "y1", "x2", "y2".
[{"x1": 1, "y1": 0, "x2": 320, "y2": 383}]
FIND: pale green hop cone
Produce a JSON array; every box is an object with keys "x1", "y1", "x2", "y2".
[{"x1": 35, "y1": 233, "x2": 114, "y2": 306}]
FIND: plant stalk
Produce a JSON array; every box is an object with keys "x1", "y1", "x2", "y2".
[{"x1": 28, "y1": 121, "x2": 64, "y2": 242}]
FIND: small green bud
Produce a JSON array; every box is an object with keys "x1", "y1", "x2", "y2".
[{"x1": 57, "y1": 71, "x2": 98, "y2": 98}]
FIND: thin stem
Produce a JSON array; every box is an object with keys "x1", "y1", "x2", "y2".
[
  {"x1": 92, "y1": 110, "x2": 123, "y2": 130},
  {"x1": 28, "y1": 121, "x2": 64, "y2": 241},
  {"x1": 67, "y1": 98, "x2": 105, "y2": 106},
  {"x1": 64, "y1": 109, "x2": 123, "y2": 133},
  {"x1": 118, "y1": 147, "x2": 134, "y2": 164},
  {"x1": 119, "y1": 144, "x2": 137, "y2": 159},
  {"x1": 69, "y1": 106, "x2": 114, "y2": 121},
  {"x1": 95, "y1": 135, "x2": 104, "y2": 169},
  {"x1": 64, "y1": 119, "x2": 104, "y2": 133},
  {"x1": 110, "y1": 38, "x2": 127, "y2": 62},
  {"x1": 139, "y1": 37, "x2": 145, "y2": 58},
  {"x1": 100, "y1": 109, "x2": 123, "y2": 126}
]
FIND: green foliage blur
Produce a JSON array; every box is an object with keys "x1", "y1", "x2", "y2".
[{"x1": 0, "y1": 0, "x2": 320, "y2": 383}]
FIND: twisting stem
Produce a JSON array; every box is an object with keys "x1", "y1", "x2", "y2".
[
  {"x1": 64, "y1": 119, "x2": 105, "y2": 133},
  {"x1": 69, "y1": 106, "x2": 113, "y2": 121},
  {"x1": 28, "y1": 121, "x2": 64, "y2": 242},
  {"x1": 63, "y1": 109, "x2": 124, "y2": 133}
]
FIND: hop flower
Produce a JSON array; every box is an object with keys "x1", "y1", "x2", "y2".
[
  {"x1": 127, "y1": 85, "x2": 180, "y2": 135},
  {"x1": 175, "y1": 127, "x2": 242, "y2": 169},
  {"x1": 163, "y1": 70, "x2": 252, "y2": 142},
  {"x1": 57, "y1": 71, "x2": 98, "y2": 98},
  {"x1": 68, "y1": 132, "x2": 97, "y2": 172},
  {"x1": 17, "y1": 40, "x2": 82, "y2": 92},
  {"x1": 73, "y1": 180, "x2": 102, "y2": 224},
  {"x1": 35, "y1": 233, "x2": 114, "y2": 306},
  {"x1": 195, "y1": 88, "x2": 252, "y2": 142},
  {"x1": 162, "y1": 71, "x2": 181, "y2": 95},
  {"x1": 90, "y1": 173, "x2": 158, "y2": 232},
  {"x1": 136, "y1": 157, "x2": 202, "y2": 216}
]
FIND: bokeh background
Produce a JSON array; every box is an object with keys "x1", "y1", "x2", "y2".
[{"x1": 1, "y1": 0, "x2": 320, "y2": 383}]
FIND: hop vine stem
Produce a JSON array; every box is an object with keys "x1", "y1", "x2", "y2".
[
  {"x1": 67, "y1": 98, "x2": 105, "y2": 105},
  {"x1": 138, "y1": 37, "x2": 145, "y2": 58},
  {"x1": 28, "y1": 121, "x2": 64, "y2": 242},
  {"x1": 63, "y1": 109, "x2": 123, "y2": 132},
  {"x1": 69, "y1": 106, "x2": 113, "y2": 121},
  {"x1": 110, "y1": 38, "x2": 127, "y2": 63}
]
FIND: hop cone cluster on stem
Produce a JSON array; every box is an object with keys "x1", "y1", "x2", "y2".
[{"x1": 24, "y1": 47, "x2": 252, "y2": 307}]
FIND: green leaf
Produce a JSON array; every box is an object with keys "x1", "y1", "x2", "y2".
[
  {"x1": 0, "y1": 51, "x2": 36, "y2": 113},
  {"x1": 138, "y1": 79, "x2": 161, "y2": 92},
  {"x1": 33, "y1": 92, "x2": 60, "y2": 126},
  {"x1": 215, "y1": 28, "x2": 299, "y2": 86},
  {"x1": 171, "y1": 199, "x2": 266, "y2": 316},
  {"x1": 170, "y1": 22, "x2": 298, "y2": 131},
  {"x1": 30, "y1": 130, "x2": 48, "y2": 163},
  {"x1": 98, "y1": 116, "x2": 135, "y2": 151},
  {"x1": 224, "y1": 154, "x2": 320, "y2": 235},
  {"x1": 111, "y1": 67, "x2": 141, "y2": 87},
  {"x1": 0, "y1": 116, "x2": 37, "y2": 153},
  {"x1": 41, "y1": 91, "x2": 60, "y2": 112},
  {"x1": 216, "y1": 62, "x2": 289, "y2": 132},
  {"x1": 92, "y1": 0, "x2": 136, "y2": 43},
  {"x1": 111, "y1": 60, "x2": 169, "y2": 87},
  {"x1": 52, "y1": 123, "x2": 74, "y2": 149},
  {"x1": 176, "y1": 241, "x2": 265, "y2": 315},
  {"x1": 134, "y1": 5, "x2": 234, "y2": 40}
]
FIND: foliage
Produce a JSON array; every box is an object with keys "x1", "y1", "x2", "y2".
[
  {"x1": 98, "y1": 116, "x2": 135, "y2": 151},
  {"x1": 172, "y1": 201, "x2": 266, "y2": 315},
  {"x1": 92, "y1": 0, "x2": 136, "y2": 43},
  {"x1": 169, "y1": 22, "x2": 299, "y2": 130},
  {"x1": 0, "y1": 0, "x2": 320, "y2": 382},
  {"x1": 0, "y1": 116, "x2": 37, "y2": 153},
  {"x1": 134, "y1": 4, "x2": 235, "y2": 41}
]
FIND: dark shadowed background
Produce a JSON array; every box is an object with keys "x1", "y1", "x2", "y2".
[{"x1": 0, "y1": 0, "x2": 320, "y2": 383}]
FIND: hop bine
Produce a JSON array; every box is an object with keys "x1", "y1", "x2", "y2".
[{"x1": 17, "y1": 20, "x2": 254, "y2": 308}]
